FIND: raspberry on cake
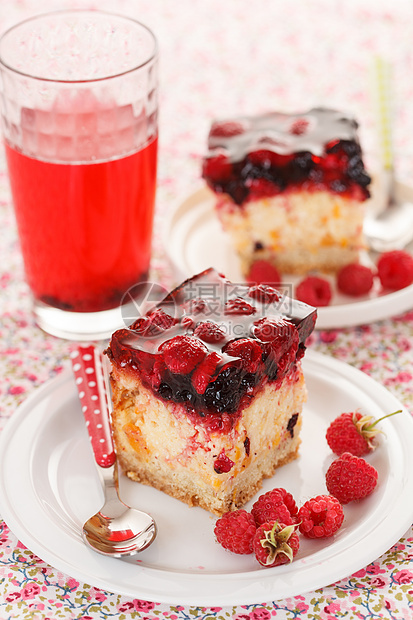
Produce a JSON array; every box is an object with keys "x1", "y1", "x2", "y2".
[
  {"x1": 105, "y1": 268, "x2": 317, "y2": 516},
  {"x1": 202, "y1": 108, "x2": 371, "y2": 277}
]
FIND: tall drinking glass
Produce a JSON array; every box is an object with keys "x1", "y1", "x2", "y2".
[{"x1": 0, "y1": 10, "x2": 158, "y2": 340}]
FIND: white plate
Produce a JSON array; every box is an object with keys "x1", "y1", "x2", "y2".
[
  {"x1": 0, "y1": 350, "x2": 413, "y2": 606},
  {"x1": 163, "y1": 186, "x2": 413, "y2": 329}
]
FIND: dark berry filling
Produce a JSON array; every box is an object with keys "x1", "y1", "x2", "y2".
[
  {"x1": 107, "y1": 268, "x2": 317, "y2": 430},
  {"x1": 287, "y1": 413, "x2": 299, "y2": 438},
  {"x1": 202, "y1": 108, "x2": 371, "y2": 206}
]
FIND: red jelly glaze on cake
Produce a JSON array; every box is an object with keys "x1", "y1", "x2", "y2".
[
  {"x1": 202, "y1": 108, "x2": 371, "y2": 206},
  {"x1": 107, "y1": 269, "x2": 317, "y2": 431}
]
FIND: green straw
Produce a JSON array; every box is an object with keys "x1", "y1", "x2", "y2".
[{"x1": 372, "y1": 56, "x2": 394, "y2": 171}]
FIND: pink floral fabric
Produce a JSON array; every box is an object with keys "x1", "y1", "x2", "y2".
[{"x1": 1, "y1": 0, "x2": 413, "y2": 618}]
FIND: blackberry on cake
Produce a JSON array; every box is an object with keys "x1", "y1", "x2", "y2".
[
  {"x1": 202, "y1": 108, "x2": 371, "y2": 278},
  {"x1": 106, "y1": 268, "x2": 316, "y2": 515}
]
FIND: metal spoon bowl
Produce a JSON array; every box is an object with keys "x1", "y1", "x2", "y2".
[
  {"x1": 82, "y1": 462, "x2": 156, "y2": 557},
  {"x1": 364, "y1": 172, "x2": 413, "y2": 252},
  {"x1": 71, "y1": 345, "x2": 157, "y2": 557}
]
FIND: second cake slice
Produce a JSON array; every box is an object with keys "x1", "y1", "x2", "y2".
[{"x1": 202, "y1": 107, "x2": 371, "y2": 278}]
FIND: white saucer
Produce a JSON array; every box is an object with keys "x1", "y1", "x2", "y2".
[
  {"x1": 163, "y1": 186, "x2": 413, "y2": 329},
  {"x1": 0, "y1": 351, "x2": 413, "y2": 605}
]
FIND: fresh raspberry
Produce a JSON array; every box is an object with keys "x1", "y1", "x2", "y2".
[
  {"x1": 326, "y1": 411, "x2": 371, "y2": 456},
  {"x1": 248, "y1": 283, "x2": 280, "y2": 304},
  {"x1": 325, "y1": 452, "x2": 378, "y2": 504},
  {"x1": 295, "y1": 275, "x2": 332, "y2": 307},
  {"x1": 298, "y1": 495, "x2": 344, "y2": 538},
  {"x1": 246, "y1": 260, "x2": 282, "y2": 288},
  {"x1": 214, "y1": 510, "x2": 256, "y2": 554},
  {"x1": 253, "y1": 521, "x2": 300, "y2": 567},
  {"x1": 191, "y1": 351, "x2": 221, "y2": 394},
  {"x1": 161, "y1": 335, "x2": 207, "y2": 374},
  {"x1": 326, "y1": 409, "x2": 401, "y2": 456},
  {"x1": 202, "y1": 152, "x2": 232, "y2": 182},
  {"x1": 224, "y1": 338, "x2": 263, "y2": 372},
  {"x1": 337, "y1": 263, "x2": 375, "y2": 296},
  {"x1": 224, "y1": 297, "x2": 256, "y2": 315},
  {"x1": 377, "y1": 250, "x2": 413, "y2": 291},
  {"x1": 251, "y1": 488, "x2": 298, "y2": 526},
  {"x1": 210, "y1": 120, "x2": 246, "y2": 138},
  {"x1": 194, "y1": 321, "x2": 226, "y2": 344}
]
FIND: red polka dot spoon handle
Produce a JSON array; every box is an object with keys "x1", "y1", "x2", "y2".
[
  {"x1": 70, "y1": 344, "x2": 157, "y2": 557},
  {"x1": 71, "y1": 345, "x2": 115, "y2": 468}
]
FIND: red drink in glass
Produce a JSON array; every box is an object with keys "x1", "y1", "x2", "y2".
[
  {"x1": 5, "y1": 138, "x2": 157, "y2": 313},
  {"x1": 0, "y1": 11, "x2": 158, "y2": 339}
]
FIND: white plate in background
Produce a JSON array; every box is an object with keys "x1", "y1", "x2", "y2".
[{"x1": 163, "y1": 185, "x2": 413, "y2": 329}]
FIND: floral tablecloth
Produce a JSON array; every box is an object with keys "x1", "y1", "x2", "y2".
[{"x1": 1, "y1": 0, "x2": 413, "y2": 618}]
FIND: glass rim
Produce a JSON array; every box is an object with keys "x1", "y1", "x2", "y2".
[{"x1": 0, "y1": 8, "x2": 158, "y2": 84}]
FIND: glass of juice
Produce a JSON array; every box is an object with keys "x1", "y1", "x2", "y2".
[{"x1": 0, "y1": 10, "x2": 158, "y2": 340}]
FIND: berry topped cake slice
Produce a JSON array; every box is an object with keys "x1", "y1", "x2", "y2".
[
  {"x1": 106, "y1": 268, "x2": 317, "y2": 515},
  {"x1": 202, "y1": 107, "x2": 371, "y2": 278}
]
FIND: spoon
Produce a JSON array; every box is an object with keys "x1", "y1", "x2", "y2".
[
  {"x1": 363, "y1": 172, "x2": 413, "y2": 252},
  {"x1": 71, "y1": 344, "x2": 157, "y2": 557},
  {"x1": 363, "y1": 57, "x2": 413, "y2": 252}
]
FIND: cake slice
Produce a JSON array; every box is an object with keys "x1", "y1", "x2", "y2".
[
  {"x1": 202, "y1": 107, "x2": 371, "y2": 278},
  {"x1": 106, "y1": 268, "x2": 316, "y2": 515}
]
